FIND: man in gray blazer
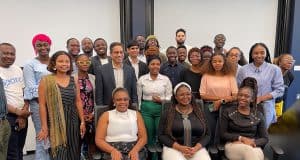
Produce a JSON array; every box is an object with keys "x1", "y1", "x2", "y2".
[
  {"x1": 89, "y1": 38, "x2": 111, "y2": 75},
  {"x1": 95, "y1": 42, "x2": 137, "y2": 105}
]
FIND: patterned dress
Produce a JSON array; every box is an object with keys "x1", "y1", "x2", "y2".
[{"x1": 51, "y1": 77, "x2": 80, "y2": 160}]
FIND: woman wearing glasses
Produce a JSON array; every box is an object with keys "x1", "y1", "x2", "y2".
[{"x1": 74, "y1": 54, "x2": 96, "y2": 160}]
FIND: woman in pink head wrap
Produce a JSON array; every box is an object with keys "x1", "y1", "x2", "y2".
[{"x1": 23, "y1": 33, "x2": 52, "y2": 160}]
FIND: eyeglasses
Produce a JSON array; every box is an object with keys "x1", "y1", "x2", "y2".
[{"x1": 77, "y1": 61, "x2": 91, "y2": 65}]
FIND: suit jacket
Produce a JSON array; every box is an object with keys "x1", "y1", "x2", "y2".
[
  {"x1": 95, "y1": 62, "x2": 137, "y2": 105},
  {"x1": 123, "y1": 58, "x2": 149, "y2": 78},
  {"x1": 88, "y1": 55, "x2": 111, "y2": 75}
]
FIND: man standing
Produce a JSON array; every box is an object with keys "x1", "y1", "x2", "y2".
[
  {"x1": 0, "y1": 77, "x2": 10, "y2": 160},
  {"x1": 89, "y1": 38, "x2": 111, "y2": 75},
  {"x1": 160, "y1": 46, "x2": 185, "y2": 87},
  {"x1": 0, "y1": 43, "x2": 31, "y2": 159},
  {"x1": 81, "y1": 37, "x2": 94, "y2": 57},
  {"x1": 124, "y1": 40, "x2": 148, "y2": 79},
  {"x1": 95, "y1": 42, "x2": 137, "y2": 105},
  {"x1": 177, "y1": 45, "x2": 191, "y2": 69},
  {"x1": 135, "y1": 35, "x2": 147, "y2": 63},
  {"x1": 213, "y1": 34, "x2": 227, "y2": 54},
  {"x1": 66, "y1": 38, "x2": 80, "y2": 73},
  {"x1": 175, "y1": 28, "x2": 192, "y2": 51}
]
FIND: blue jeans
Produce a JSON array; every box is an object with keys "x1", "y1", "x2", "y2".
[
  {"x1": 7, "y1": 113, "x2": 28, "y2": 160},
  {"x1": 29, "y1": 100, "x2": 50, "y2": 160}
]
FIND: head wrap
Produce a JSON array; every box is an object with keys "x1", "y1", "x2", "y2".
[
  {"x1": 146, "y1": 35, "x2": 157, "y2": 41},
  {"x1": 173, "y1": 82, "x2": 192, "y2": 95},
  {"x1": 32, "y1": 33, "x2": 52, "y2": 54}
]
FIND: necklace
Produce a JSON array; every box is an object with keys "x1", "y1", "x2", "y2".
[{"x1": 176, "y1": 105, "x2": 192, "y2": 115}]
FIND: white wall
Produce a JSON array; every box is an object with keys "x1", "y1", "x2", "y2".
[
  {"x1": 154, "y1": 0, "x2": 278, "y2": 59},
  {"x1": 0, "y1": 0, "x2": 120, "y2": 66}
]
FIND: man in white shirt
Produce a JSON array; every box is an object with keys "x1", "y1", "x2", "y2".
[
  {"x1": 0, "y1": 43, "x2": 30, "y2": 159},
  {"x1": 89, "y1": 38, "x2": 111, "y2": 75}
]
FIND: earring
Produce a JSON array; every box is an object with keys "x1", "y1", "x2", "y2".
[{"x1": 53, "y1": 67, "x2": 56, "y2": 71}]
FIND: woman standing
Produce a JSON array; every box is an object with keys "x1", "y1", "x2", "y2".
[
  {"x1": 23, "y1": 33, "x2": 52, "y2": 160},
  {"x1": 159, "y1": 82, "x2": 211, "y2": 160},
  {"x1": 237, "y1": 43, "x2": 284, "y2": 128},
  {"x1": 38, "y1": 51, "x2": 86, "y2": 160},
  {"x1": 180, "y1": 47, "x2": 203, "y2": 99},
  {"x1": 137, "y1": 55, "x2": 172, "y2": 160},
  {"x1": 74, "y1": 54, "x2": 96, "y2": 160},
  {"x1": 199, "y1": 53, "x2": 238, "y2": 144}
]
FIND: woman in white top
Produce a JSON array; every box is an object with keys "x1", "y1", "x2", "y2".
[
  {"x1": 95, "y1": 87, "x2": 147, "y2": 160},
  {"x1": 137, "y1": 55, "x2": 172, "y2": 160}
]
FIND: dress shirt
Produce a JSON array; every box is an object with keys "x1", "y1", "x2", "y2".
[
  {"x1": 137, "y1": 73, "x2": 172, "y2": 107},
  {"x1": 160, "y1": 61, "x2": 185, "y2": 87},
  {"x1": 112, "y1": 63, "x2": 124, "y2": 88},
  {"x1": 129, "y1": 57, "x2": 139, "y2": 80}
]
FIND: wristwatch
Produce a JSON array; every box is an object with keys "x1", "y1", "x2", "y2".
[{"x1": 221, "y1": 99, "x2": 226, "y2": 104}]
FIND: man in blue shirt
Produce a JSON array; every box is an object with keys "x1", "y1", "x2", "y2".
[{"x1": 160, "y1": 46, "x2": 185, "y2": 88}]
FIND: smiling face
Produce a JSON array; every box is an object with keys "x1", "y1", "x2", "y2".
[
  {"x1": 76, "y1": 55, "x2": 91, "y2": 72},
  {"x1": 237, "y1": 87, "x2": 253, "y2": 108},
  {"x1": 111, "y1": 45, "x2": 124, "y2": 65},
  {"x1": 227, "y1": 48, "x2": 241, "y2": 64},
  {"x1": 177, "y1": 47, "x2": 187, "y2": 63},
  {"x1": 34, "y1": 40, "x2": 50, "y2": 56},
  {"x1": 189, "y1": 51, "x2": 201, "y2": 66},
  {"x1": 0, "y1": 44, "x2": 16, "y2": 68},
  {"x1": 211, "y1": 55, "x2": 225, "y2": 71},
  {"x1": 94, "y1": 39, "x2": 107, "y2": 57},
  {"x1": 127, "y1": 45, "x2": 139, "y2": 58},
  {"x1": 251, "y1": 45, "x2": 266, "y2": 66},
  {"x1": 175, "y1": 85, "x2": 192, "y2": 106},
  {"x1": 67, "y1": 39, "x2": 80, "y2": 56},
  {"x1": 81, "y1": 38, "x2": 93, "y2": 54},
  {"x1": 55, "y1": 54, "x2": 71, "y2": 74},
  {"x1": 166, "y1": 47, "x2": 177, "y2": 64},
  {"x1": 148, "y1": 59, "x2": 161, "y2": 75},
  {"x1": 113, "y1": 90, "x2": 130, "y2": 112}
]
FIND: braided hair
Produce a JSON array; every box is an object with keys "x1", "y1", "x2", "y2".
[
  {"x1": 165, "y1": 85, "x2": 208, "y2": 141},
  {"x1": 239, "y1": 77, "x2": 258, "y2": 114}
]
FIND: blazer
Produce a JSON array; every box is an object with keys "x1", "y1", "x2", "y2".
[
  {"x1": 88, "y1": 55, "x2": 111, "y2": 75},
  {"x1": 95, "y1": 62, "x2": 137, "y2": 105},
  {"x1": 123, "y1": 58, "x2": 149, "y2": 78}
]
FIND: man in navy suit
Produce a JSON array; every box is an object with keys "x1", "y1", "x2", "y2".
[{"x1": 95, "y1": 42, "x2": 137, "y2": 105}]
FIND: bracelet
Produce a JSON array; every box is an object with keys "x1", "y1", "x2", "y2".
[
  {"x1": 80, "y1": 122, "x2": 85, "y2": 125},
  {"x1": 238, "y1": 136, "x2": 242, "y2": 141}
]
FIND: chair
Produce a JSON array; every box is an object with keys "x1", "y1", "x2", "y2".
[{"x1": 215, "y1": 103, "x2": 284, "y2": 160}]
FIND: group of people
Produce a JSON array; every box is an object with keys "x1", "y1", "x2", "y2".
[{"x1": 0, "y1": 27, "x2": 295, "y2": 160}]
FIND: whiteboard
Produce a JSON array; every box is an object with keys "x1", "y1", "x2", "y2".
[{"x1": 0, "y1": 0, "x2": 120, "y2": 66}]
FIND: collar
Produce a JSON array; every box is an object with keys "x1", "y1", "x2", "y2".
[
  {"x1": 145, "y1": 73, "x2": 164, "y2": 80},
  {"x1": 129, "y1": 57, "x2": 139, "y2": 64},
  {"x1": 250, "y1": 62, "x2": 267, "y2": 73},
  {"x1": 112, "y1": 62, "x2": 123, "y2": 69}
]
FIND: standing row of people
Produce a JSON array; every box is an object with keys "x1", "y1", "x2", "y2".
[{"x1": 0, "y1": 30, "x2": 294, "y2": 160}]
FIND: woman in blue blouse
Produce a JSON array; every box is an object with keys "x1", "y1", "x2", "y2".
[
  {"x1": 237, "y1": 43, "x2": 284, "y2": 128},
  {"x1": 23, "y1": 34, "x2": 52, "y2": 160}
]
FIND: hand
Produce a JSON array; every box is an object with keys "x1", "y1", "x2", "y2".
[
  {"x1": 16, "y1": 117, "x2": 26, "y2": 130},
  {"x1": 128, "y1": 148, "x2": 139, "y2": 160},
  {"x1": 241, "y1": 137, "x2": 256, "y2": 147},
  {"x1": 80, "y1": 122, "x2": 86, "y2": 138},
  {"x1": 16, "y1": 108, "x2": 31, "y2": 118},
  {"x1": 152, "y1": 95, "x2": 161, "y2": 103},
  {"x1": 37, "y1": 127, "x2": 48, "y2": 142},
  {"x1": 213, "y1": 100, "x2": 221, "y2": 111},
  {"x1": 111, "y1": 149, "x2": 122, "y2": 160}
]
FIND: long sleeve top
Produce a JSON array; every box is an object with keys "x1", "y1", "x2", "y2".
[
  {"x1": 220, "y1": 106, "x2": 268, "y2": 147},
  {"x1": 23, "y1": 58, "x2": 50, "y2": 100},
  {"x1": 158, "y1": 109, "x2": 210, "y2": 148},
  {"x1": 137, "y1": 73, "x2": 172, "y2": 108}
]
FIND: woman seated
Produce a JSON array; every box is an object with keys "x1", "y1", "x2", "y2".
[
  {"x1": 95, "y1": 87, "x2": 147, "y2": 160},
  {"x1": 220, "y1": 77, "x2": 268, "y2": 160},
  {"x1": 158, "y1": 82, "x2": 211, "y2": 160}
]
